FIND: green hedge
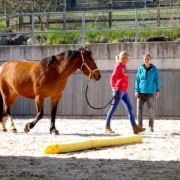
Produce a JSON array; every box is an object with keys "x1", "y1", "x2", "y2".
[{"x1": 47, "y1": 29, "x2": 180, "y2": 44}]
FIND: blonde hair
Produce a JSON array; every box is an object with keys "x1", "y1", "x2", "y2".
[
  {"x1": 143, "y1": 53, "x2": 151, "y2": 59},
  {"x1": 115, "y1": 51, "x2": 129, "y2": 62}
]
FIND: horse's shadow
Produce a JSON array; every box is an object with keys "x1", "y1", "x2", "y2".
[
  {"x1": 10, "y1": 131, "x2": 121, "y2": 137},
  {"x1": 60, "y1": 133, "x2": 122, "y2": 137},
  {"x1": 19, "y1": 131, "x2": 122, "y2": 137}
]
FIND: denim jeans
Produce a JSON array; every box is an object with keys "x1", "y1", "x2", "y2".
[
  {"x1": 105, "y1": 90, "x2": 136, "y2": 127},
  {"x1": 137, "y1": 94, "x2": 154, "y2": 127}
]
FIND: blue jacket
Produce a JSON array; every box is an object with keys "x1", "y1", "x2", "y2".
[{"x1": 135, "y1": 64, "x2": 160, "y2": 94}]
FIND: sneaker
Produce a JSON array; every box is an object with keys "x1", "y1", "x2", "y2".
[{"x1": 133, "y1": 125, "x2": 146, "y2": 134}]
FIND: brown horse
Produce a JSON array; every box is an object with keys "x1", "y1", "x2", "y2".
[{"x1": 0, "y1": 47, "x2": 101, "y2": 135}]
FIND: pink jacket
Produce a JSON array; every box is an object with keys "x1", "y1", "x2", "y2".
[{"x1": 110, "y1": 62, "x2": 129, "y2": 92}]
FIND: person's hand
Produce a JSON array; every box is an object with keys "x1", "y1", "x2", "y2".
[
  {"x1": 155, "y1": 91, "x2": 160, "y2": 98},
  {"x1": 112, "y1": 89, "x2": 119, "y2": 99},
  {"x1": 112, "y1": 89, "x2": 116, "y2": 93},
  {"x1": 135, "y1": 92, "x2": 139, "y2": 98}
]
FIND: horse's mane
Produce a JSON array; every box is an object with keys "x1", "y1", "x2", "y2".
[
  {"x1": 41, "y1": 49, "x2": 81, "y2": 67},
  {"x1": 63, "y1": 50, "x2": 80, "y2": 60},
  {"x1": 41, "y1": 56, "x2": 54, "y2": 67},
  {"x1": 62, "y1": 48, "x2": 92, "y2": 60}
]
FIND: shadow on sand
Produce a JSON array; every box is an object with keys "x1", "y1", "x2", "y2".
[{"x1": 0, "y1": 155, "x2": 179, "y2": 180}]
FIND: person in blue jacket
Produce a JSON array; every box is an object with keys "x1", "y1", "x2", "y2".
[{"x1": 135, "y1": 53, "x2": 160, "y2": 132}]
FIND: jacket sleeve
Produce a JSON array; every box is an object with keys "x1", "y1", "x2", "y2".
[
  {"x1": 155, "y1": 68, "x2": 160, "y2": 91},
  {"x1": 135, "y1": 69, "x2": 140, "y2": 92},
  {"x1": 110, "y1": 63, "x2": 120, "y2": 89}
]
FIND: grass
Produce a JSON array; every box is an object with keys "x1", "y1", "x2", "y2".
[
  {"x1": 0, "y1": 22, "x2": 5, "y2": 29},
  {"x1": 46, "y1": 29, "x2": 180, "y2": 44}
]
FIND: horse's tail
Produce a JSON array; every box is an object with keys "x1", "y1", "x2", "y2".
[{"x1": 0, "y1": 93, "x2": 4, "y2": 122}]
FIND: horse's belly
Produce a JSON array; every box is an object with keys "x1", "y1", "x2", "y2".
[
  {"x1": 14, "y1": 86, "x2": 35, "y2": 99},
  {"x1": 17, "y1": 90, "x2": 35, "y2": 99},
  {"x1": 20, "y1": 93, "x2": 35, "y2": 99}
]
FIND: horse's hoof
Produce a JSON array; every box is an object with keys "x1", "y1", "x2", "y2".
[
  {"x1": 24, "y1": 123, "x2": 30, "y2": 133},
  {"x1": 50, "y1": 129, "x2": 59, "y2": 135},
  {"x1": 10, "y1": 128, "x2": 17, "y2": 133}
]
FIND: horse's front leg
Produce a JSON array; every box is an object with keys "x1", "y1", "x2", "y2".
[
  {"x1": 50, "y1": 97, "x2": 60, "y2": 135},
  {"x1": 50, "y1": 106, "x2": 59, "y2": 135},
  {"x1": 24, "y1": 110, "x2": 43, "y2": 133},
  {"x1": 24, "y1": 96, "x2": 44, "y2": 133}
]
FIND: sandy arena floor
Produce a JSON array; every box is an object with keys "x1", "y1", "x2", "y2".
[{"x1": 0, "y1": 118, "x2": 180, "y2": 180}]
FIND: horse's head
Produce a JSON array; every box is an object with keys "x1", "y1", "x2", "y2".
[{"x1": 79, "y1": 47, "x2": 101, "y2": 81}]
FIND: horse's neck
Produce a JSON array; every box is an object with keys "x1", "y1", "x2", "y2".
[
  {"x1": 61, "y1": 57, "x2": 81, "y2": 75},
  {"x1": 51, "y1": 58, "x2": 79, "y2": 90},
  {"x1": 52, "y1": 58, "x2": 80, "y2": 86}
]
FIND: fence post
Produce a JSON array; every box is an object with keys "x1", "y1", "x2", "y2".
[
  {"x1": 157, "y1": 0, "x2": 161, "y2": 27},
  {"x1": 63, "y1": 0, "x2": 67, "y2": 30},
  {"x1": 135, "y1": 9, "x2": 139, "y2": 42},
  {"x1": 81, "y1": 11, "x2": 86, "y2": 45},
  {"x1": 31, "y1": 13, "x2": 35, "y2": 45},
  {"x1": 144, "y1": 0, "x2": 147, "y2": 8}
]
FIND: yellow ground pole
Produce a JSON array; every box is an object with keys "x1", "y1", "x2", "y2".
[{"x1": 44, "y1": 135, "x2": 143, "y2": 154}]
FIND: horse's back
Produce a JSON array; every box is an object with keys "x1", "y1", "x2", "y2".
[
  {"x1": 0, "y1": 60, "x2": 41, "y2": 98},
  {"x1": 0, "y1": 59, "x2": 41, "y2": 74},
  {"x1": 1, "y1": 59, "x2": 35, "y2": 68},
  {"x1": 0, "y1": 59, "x2": 32, "y2": 71},
  {"x1": 0, "y1": 60, "x2": 37, "y2": 83},
  {"x1": 0, "y1": 59, "x2": 60, "y2": 99}
]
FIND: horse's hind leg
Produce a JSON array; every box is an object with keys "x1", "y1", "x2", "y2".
[
  {"x1": 8, "y1": 115, "x2": 17, "y2": 133},
  {"x1": 0, "y1": 93, "x2": 7, "y2": 132},
  {"x1": 2, "y1": 95, "x2": 17, "y2": 133},
  {"x1": 0, "y1": 116, "x2": 7, "y2": 132}
]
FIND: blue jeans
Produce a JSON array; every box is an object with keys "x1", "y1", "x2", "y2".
[{"x1": 105, "y1": 90, "x2": 136, "y2": 127}]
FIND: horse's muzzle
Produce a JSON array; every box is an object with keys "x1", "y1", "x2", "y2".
[{"x1": 93, "y1": 73, "x2": 101, "y2": 81}]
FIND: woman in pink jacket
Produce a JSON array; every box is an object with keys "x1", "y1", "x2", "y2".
[{"x1": 105, "y1": 51, "x2": 145, "y2": 134}]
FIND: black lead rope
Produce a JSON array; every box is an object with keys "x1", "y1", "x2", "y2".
[{"x1": 85, "y1": 83, "x2": 118, "y2": 110}]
